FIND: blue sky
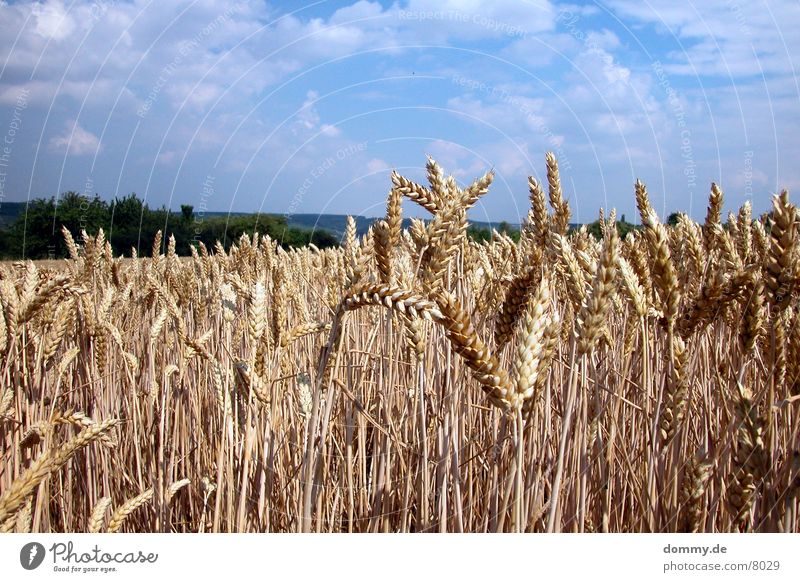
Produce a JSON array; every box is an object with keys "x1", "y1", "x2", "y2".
[{"x1": 0, "y1": 0, "x2": 797, "y2": 225}]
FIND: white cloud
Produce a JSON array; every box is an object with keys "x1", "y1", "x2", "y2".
[
  {"x1": 157, "y1": 150, "x2": 180, "y2": 165},
  {"x1": 289, "y1": 90, "x2": 341, "y2": 138},
  {"x1": 366, "y1": 158, "x2": 389, "y2": 173},
  {"x1": 320, "y1": 124, "x2": 341, "y2": 137},
  {"x1": 48, "y1": 121, "x2": 101, "y2": 155},
  {"x1": 32, "y1": 0, "x2": 75, "y2": 41},
  {"x1": 567, "y1": 46, "x2": 637, "y2": 102},
  {"x1": 330, "y1": 1, "x2": 386, "y2": 23},
  {"x1": 167, "y1": 82, "x2": 224, "y2": 111},
  {"x1": 427, "y1": 138, "x2": 533, "y2": 182},
  {"x1": 446, "y1": 90, "x2": 548, "y2": 133},
  {"x1": 402, "y1": 0, "x2": 556, "y2": 40},
  {"x1": 605, "y1": 0, "x2": 800, "y2": 77},
  {"x1": 585, "y1": 29, "x2": 621, "y2": 51}
]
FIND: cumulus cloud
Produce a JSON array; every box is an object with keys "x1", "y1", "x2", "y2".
[
  {"x1": 605, "y1": 0, "x2": 800, "y2": 77},
  {"x1": 365, "y1": 158, "x2": 389, "y2": 173},
  {"x1": 48, "y1": 121, "x2": 101, "y2": 155},
  {"x1": 289, "y1": 91, "x2": 341, "y2": 138},
  {"x1": 320, "y1": 124, "x2": 341, "y2": 137},
  {"x1": 402, "y1": 0, "x2": 556, "y2": 40},
  {"x1": 32, "y1": 0, "x2": 75, "y2": 41},
  {"x1": 293, "y1": 90, "x2": 322, "y2": 133}
]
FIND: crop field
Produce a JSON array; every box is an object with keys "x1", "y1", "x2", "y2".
[{"x1": 0, "y1": 155, "x2": 798, "y2": 533}]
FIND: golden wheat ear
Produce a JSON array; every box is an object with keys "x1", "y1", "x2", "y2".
[
  {"x1": 435, "y1": 291, "x2": 516, "y2": 410},
  {"x1": 0, "y1": 419, "x2": 119, "y2": 525}
]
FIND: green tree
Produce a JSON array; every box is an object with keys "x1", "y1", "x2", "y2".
[
  {"x1": 108, "y1": 193, "x2": 148, "y2": 255},
  {"x1": 0, "y1": 191, "x2": 339, "y2": 259},
  {"x1": 467, "y1": 225, "x2": 492, "y2": 243},
  {"x1": 4, "y1": 192, "x2": 109, "y2": 259}
]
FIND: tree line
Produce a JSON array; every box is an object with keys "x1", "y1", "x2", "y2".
[
  {"x1": 0, "y1": 192, "x2": 670, "y2": 261},
  {"x1": 0, "y1": 192, "x2": 339, "y2": 260}
]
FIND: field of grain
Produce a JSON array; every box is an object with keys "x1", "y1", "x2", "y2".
[{"x1": 0, "y1": 154, "x2": 798, "y2": 533}]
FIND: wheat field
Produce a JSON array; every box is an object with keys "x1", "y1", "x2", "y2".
[{"x1": 0, "y1": 154, "x2": 798, "y2": 533}]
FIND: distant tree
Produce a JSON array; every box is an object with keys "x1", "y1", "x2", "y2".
[
  {"x1": 0, "y1": 191, "x2": 339, "y2": 259},
  {"x1": 586, "y1": 221, "x2": 603, "y2": 239},
  {"x1": 667, "y1": 212, "x2": 681, "y2": 226},
  {"x1": 3, "y1": 197, "x2": 58, "y2": 258},
  {"x1": 3, "y1": 192, "x2": 109, "y2": 258},
  {"x1": 467, "y1": 226, "x2": 492, "y2": 243},
  {"x1": 583, "y1": 215, "x2": 638, "y2": 240},
  {"x1": 309, "y1": 229, "x2": 338, "y2": 249},
  {"x1": 108, "y1": 193, "x2": 147, "y2": 254},
  {"x1": 497, "y1": 221, "x2": 521, "y2": 242},
  {"x1": 56, "y1": 191, "x2": 109, "y2": 239},
  {"x1": 617, "y1": 220, "x2": 636, "y2": 239},
  {"x1": 109, "y1": 193, "x2": 145, "y2": 226},
  {"x1": 0, "y1": 230, "x2": 9, "y2": 259}
]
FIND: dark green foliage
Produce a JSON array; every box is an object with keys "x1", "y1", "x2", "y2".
[
  {"x1": 667, "y1": 212, "x2": 681, "y2": 226},
  {"x1": 617, "y1": 219, "x2": 637, "y2": 239},
  {"x1": 584, "y1": 215, "x2": 638, "y2": 240},
  {"x1": 180, "y1": 205, "x2": 194, "y2": 221},
  {"x1": 190, "y1": 213, "x2": 336, "y2": 251},
  {"x1": 0, "y1": 201, "x2": 26, "y2": 229},
  {"x1": 467, "y1": 225, "x2": 492, "y2": 243},
  {"x1": 0, "y1": 192, "x2": 339, "y2": 259},
  {"x1": 2, "y1": 192, "x2": 108, "y2": 259},
  {"x1": 108, "y1": 193, "x2": 170, "y2": 255},
  {"x1": 467, "y1": 221, "x2": 520, "y2": 243},
  {"x1": 289, "y1": 214, "x2": 522, "y2": 241}
]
